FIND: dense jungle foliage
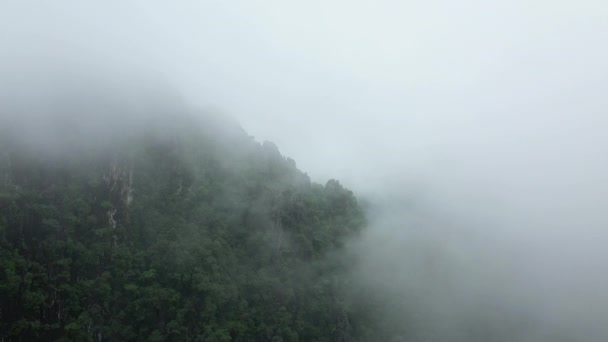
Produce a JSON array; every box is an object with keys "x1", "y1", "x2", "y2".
[{"x1": 0, "y1": 103, "x2": 367, "y2": 341}]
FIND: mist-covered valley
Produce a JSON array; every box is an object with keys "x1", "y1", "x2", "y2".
[{"x1": 1, "y1": 1, "x2": 608, "y2": 341}]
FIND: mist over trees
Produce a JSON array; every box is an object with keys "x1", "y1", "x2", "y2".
[
  {"x1": 2, "y1": 1, "x2": 608, "y2": 341},
  {"x1": 0, "y1": 84, "x2": 366, "y2": 341},
  {"x1": 1, "y1": 75, "x2": 594, "y2": 342},
  {"x1": 0, "y1": 62, "x2": 606, "y2": 342}
]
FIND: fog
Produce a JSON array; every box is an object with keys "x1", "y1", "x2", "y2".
[{"x1": 2, "y1": 1, "x2": 608, "y2": 340}]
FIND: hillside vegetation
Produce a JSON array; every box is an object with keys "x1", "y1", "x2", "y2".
[{"x1": 0, "y1": 98, "x2": 365, "y2": 341}]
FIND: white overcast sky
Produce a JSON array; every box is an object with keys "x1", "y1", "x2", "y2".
[{"x1": 2, "y1": 0, "x2": 606, "y2": 190}]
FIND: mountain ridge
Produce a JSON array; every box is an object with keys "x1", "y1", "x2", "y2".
[{"x1": 0, "y1": 92, "x2": 366, "y2": 341}]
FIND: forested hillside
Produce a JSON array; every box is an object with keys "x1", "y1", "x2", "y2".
[{"x1": 0, "y1": 97, "x2": 366, "y2": 341}]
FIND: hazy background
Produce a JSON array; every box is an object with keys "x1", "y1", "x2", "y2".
[{"x1": 2, "y1": 0, "x2": 608, "y2": 340}]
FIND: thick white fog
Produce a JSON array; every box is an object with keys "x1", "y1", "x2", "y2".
[{"x1": 2, "y1": 0, "x2": 608, "y2": 340}]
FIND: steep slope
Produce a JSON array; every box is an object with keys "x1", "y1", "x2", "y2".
[{"x1": 0, "y1": 94, "x2": 365, "y2": 341}]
